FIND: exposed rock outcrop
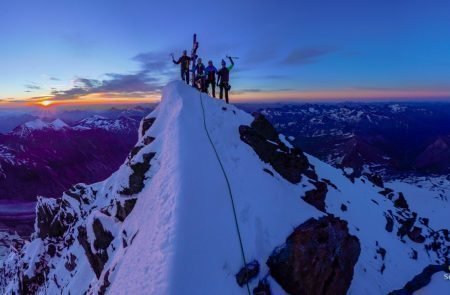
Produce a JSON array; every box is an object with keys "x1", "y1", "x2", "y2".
[
  {"x1": 384, "y1": 211, "x2": 394, "y2": 232},
  {"x1": 141, "y1": 117, "x2": 156, "y2": 136},
  {"x1": 120, "y1": 152, "x2": 155, "y2": 195},
  {"x1": 267, "y1": 216, "x2": 360, "y2": 295},
  {"x1": 379, "y1": 187, "x2": 394, "y2": 199},
  {"x1": 65, "y1": 253, "x2": 77, "y2": 272},
  {"x1": 36, "y1": 197, "x2": 76, "y2": 239},
  {"x1": 64, "y1": 184, "x2": 96, "y2": 206},
  {"x1": 129, "y1": 145, "x2": 144, "y2": 160},
  {"x1": 394, "y1": 192, "x2": 409, "y2": 210},
  {"x1": 302, "y1": 180, "x2": 328, "y2": 212},
  {"x1": 77, "y1": 218, "x2": 114, "y2": 278},
  {"x1": 364, "y1": 173, "x2": 384, "y2": 188},
  {"x1": 115, "y1": 198, "x2": 137, "y2": 222},
  {"x1": 388, "y1": 264, "x2": 448, "y2": 295},
  {"x1": 19, "y1": 257, "x2": 50, "y2": 294},
  {"x1": 235, "y1": 260, "x2": 260, "y2": 287},
  {"x1": 397, "y1": 215, "x2": 417, "y2": 239},
  {"x1": 253, "y1": 279, "x2": 271, "y2": 295},
  {"x1": 407, "y1": 226, "x2": 426, "y2": 244},
  {"x1": 239, "y1": 113, "x2": 309, "y2": 183}
]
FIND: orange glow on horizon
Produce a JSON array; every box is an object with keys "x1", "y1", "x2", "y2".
[
  {"x1": 17, "y1": 92, "x2": 162, "y2": 108},
  {"x1": 3, "y1": 88, "x2": 450, "y2": 108},
  {"x1": 39, "y1": 100, "x2": 54, "y2": 107}
]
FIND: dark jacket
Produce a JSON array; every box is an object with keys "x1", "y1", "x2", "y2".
[
  {"x1": 217, "y1": 63, "x2": 234, "y2": 84},
  {"x1": 205, "y1": 65, "x2": 217, "y2": 81},
  {"x1": 195, "y1": 63, "x2": 206, "y2": 77},
  {"x1": 217, "y1": 57, "x2": 234, "y2": 84},
  {"x1": 173, "y1": 55, "x2": 191, "y2": 71}
]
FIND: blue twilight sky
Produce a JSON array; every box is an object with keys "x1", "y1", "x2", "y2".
[{"x1": 1, "y1": 0, "x2": 450, "y2": 106}]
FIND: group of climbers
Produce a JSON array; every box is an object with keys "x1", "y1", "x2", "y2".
[{"x1": 172, "y1": 45, "x2": 235, "y2": 103}]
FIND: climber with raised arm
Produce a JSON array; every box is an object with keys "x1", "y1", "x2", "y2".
[
  {"x1": 217, "y1": 56, "x2": 234, "y2": 103},
  {"x1": 171, "y1": 50, "x2": 191, "y2": 84}
]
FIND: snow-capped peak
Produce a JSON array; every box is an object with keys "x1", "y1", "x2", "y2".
[
  {"x1": 83, "y1": 115, "x2": 108, "y2": 121},
  {"x1": 50, "y1": 119, "x2": 69, "y2": 129},
  {"x1": 1, "y1": 81, "x2": 448, "y2": 295},
  {"x1": 389, "y1": 103, "x2": 406, "y2": 112},
  {"x1": 74, "y1": 115, "x2": 136, "y2": 132},
  {"x1": 22, "y1": 119, "x2": 48, "y2": 130},
  {"x1": 20, "y1": 118, "x2": 69, "y2": 131},
  {"x1": 12, "y1": 118, "x2": 69, "y2": 137}
]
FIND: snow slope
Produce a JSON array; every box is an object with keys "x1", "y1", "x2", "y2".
[
  {"x1": 1, "y1": 81, "x2": 448, "y2": 294},
  {"x1": 107, "y1": 81, "x2": 321, "y2": 294}
]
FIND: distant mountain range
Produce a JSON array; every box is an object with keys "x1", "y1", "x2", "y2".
[
  {"x1": 0, "y1": 105, "x2": 155, "y2": 134},
  {"x1": 243, "y1": 102, "x2": 450, "y2": 178},
  {"x1": 0, "y1": 109, "x2": 152, "y2": 237},
  {"x1": 0, "y1": 115, "x2": 146, "y2": 202},
  {"x1": 1, "y1": 82, "x2": 448, "y2": 294}
]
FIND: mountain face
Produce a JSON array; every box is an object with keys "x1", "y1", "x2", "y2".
[
  {"x1": 415, "y1": 136, "x2": 450, "y2": 173},
  {"x1": 0, "y1": 82, "x2": 448, "y2": 294},
  {"x1": 73, "y1": 116, "x2": 139, "y2": 132},
  {"x1": 250, "y1": 103, "x2": 450, "y2": 177},
  {"x1": 0, "y1": 106, "x2": 154, "y2": 135},
  {"x1": 11, "y1": 119, "x2": 70, "y2": 137},
  {"x1": 0, "y1": 116, "x2": 141, "y2": 239},
  {"x1": 0, "y1": 116, "x2": 140, "y2": 202}
]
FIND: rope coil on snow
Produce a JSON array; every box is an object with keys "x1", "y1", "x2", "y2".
[{"x1": 199, "y1": 92, "x2": 251, "y2": 295}]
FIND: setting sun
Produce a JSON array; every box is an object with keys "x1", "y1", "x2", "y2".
[{"x1": 39, "y1": 100, "x2": 53, "y2": 107}]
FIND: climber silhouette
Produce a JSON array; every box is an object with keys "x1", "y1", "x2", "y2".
[
  {"x1": 217, "y1": 56, "x2": 234, "y2": 103},
  {"x1": 205, "y1": 60, "x2": 218, "y2": 97},
  {"x1": 171, "y1": 50, "x2": 191, "y2": 84}
]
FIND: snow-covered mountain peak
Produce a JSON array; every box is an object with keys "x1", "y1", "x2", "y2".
[
  {"x1": 84, "y1": 114, "x2": 108, "y2": 121},
  {"x1": 21, "y1": 118, "x2": 69, "y2": 130},
  {"x1": 49, "y1": 118, "x2": 69, "y2": 129},
  {"x1": 12, "y1": 118, "x2": 70, "y2": 137},
  {"x1": 22, "y1": 119, "x2": 48, "y2": 130},
  {"x1": 1, "y1": 81, "x2": 448, "y2": 294},
  {"x1": 74, "y1": 115, "x2": 137, "y2": 132},
  {"x1": 389, "y1": 103, "x2": 407, "y2": 112}
]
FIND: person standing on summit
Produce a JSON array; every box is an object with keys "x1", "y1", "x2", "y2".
[
  {"x1": 171, "y1": 50, "x2": 191, "y2": 84},
  {"x1": 194, "y1": 57, "x2": 206, "y2": 92},
  {"x1": 205, "y1": 60, "x2": 217, "y2": 97},
  {"x1": 217, "y1": 56, "x2": 234, "y2": 103}
]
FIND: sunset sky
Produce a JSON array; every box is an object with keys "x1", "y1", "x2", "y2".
[{"x1": 1, "y1": 0, "x2": 450, "y2": 107}]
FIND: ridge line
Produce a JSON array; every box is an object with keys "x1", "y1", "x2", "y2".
[{"x1": 198, "y1": 92, "x2": 251, "y2": 295}]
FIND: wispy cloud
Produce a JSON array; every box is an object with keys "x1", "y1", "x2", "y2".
[
  {"x1": 41, "y1": 74, "x2": 61, "y2": 81},
  {"x1": 132, "y1": 52, "x2": 173, "y2": 74},
  {"x1": 29, "y1": 95, "x2": 54, "y2": 101},
  {"x1": 24, "y1": 84, "x2": 41, "y2": 90},
  {"x1": 283, "y1": 47, "x2": 336, "y2": 65},
  {"x1": 234, "y1": 88, "x2": 294, "y2": 95},
  {"x1": 236, "y1": 88, "x2": 264, "y2": 93},
  {"x1": 48, "y1": 51, "x2": 175, "y2": 101}
]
